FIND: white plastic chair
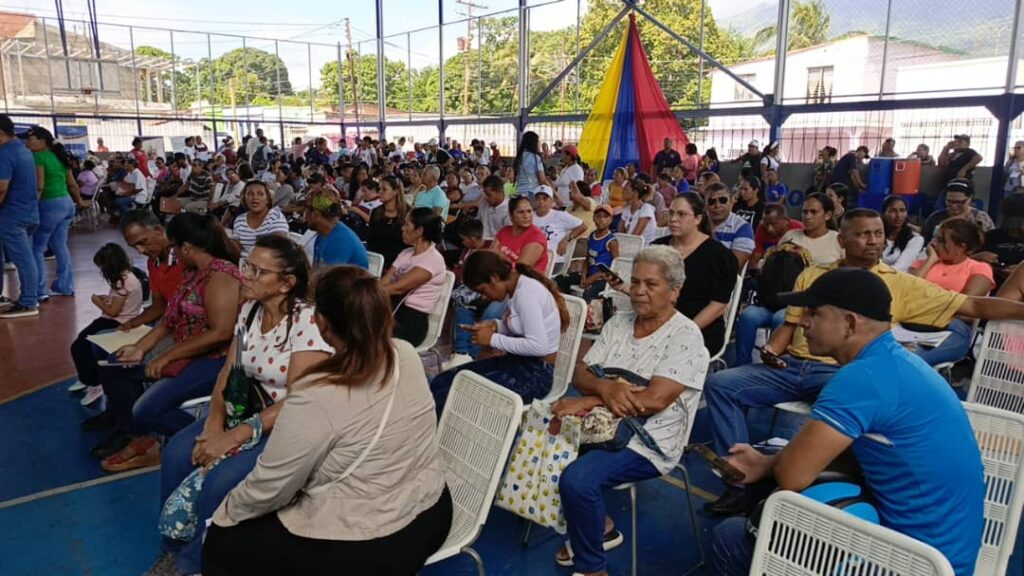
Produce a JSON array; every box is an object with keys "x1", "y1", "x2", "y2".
[
  {"x1": 424, "y1": 370, "x2": 524, "y2": 575},
  {"x1": 653, "y1": 225, "x2": 670, "y2": 240},
  {"x1": 966, "y1": 319, "x2": 1024, "y2": 415},
  {"x1": 416, "y1": 271, "x2": 456, "y2": 364},
  {"x1": 532, "y1": 294, "x2": 586, "y2": 407},
  {"x1": 962, "y1": 402, "x2": 1024, "y2": 576},
  {"x1": 615, "y1": 233, "x2": 645, "y2": 259},
  {"x1": 210, "y1": 182, "x2": 226, "y2": 205},
  {"x1": 550, "y1": 237, "x2": 577, "y2": 278},
  {"x1": 612, "y1": 394, "x2": 708, "y2": 576},
  {"x1": 601, "y1": 256, "x2": 635, "y2": 315},
  {"x1": 709, "y1": 267, "x2": 747, "y2": 372},
  {"x1": 366, "y1": 251, "x2": 385, "y2": 277},
  {"x1": 544, "y1": 249, "x2": 556, "y2": 277},
  {"x1": 749, "y1": 490, "x2": 956, "y2": 576}
]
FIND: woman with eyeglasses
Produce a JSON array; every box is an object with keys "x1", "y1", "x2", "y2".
[
  {"x1": 95, "y1": 212, "x2": 241, "y2": 473},
  {"x1": 151, "y1": 235, "x2": 331, "y2": 576}
]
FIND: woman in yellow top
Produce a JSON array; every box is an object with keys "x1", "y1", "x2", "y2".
[
  {"x1": 605, "y1": 167, "x2": 628, "y2": 215},
  {"x1": 24, "y1": 126, "x2": 90, "y2": 299}
]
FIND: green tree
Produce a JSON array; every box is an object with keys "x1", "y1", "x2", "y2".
[
  {"x1": 320, "y1": 55, "x2": 410, "y2": 111},
  {"x1": 754, "y1": 0, "x2": 831, "y2": 52}
]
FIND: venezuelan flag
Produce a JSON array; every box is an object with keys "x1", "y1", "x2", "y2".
[{"x1": 579, "y1": 14, "x2": 690, "y2": 181}]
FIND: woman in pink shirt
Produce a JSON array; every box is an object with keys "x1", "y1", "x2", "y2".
[
  {"x1": 909, "y1": 217, "x2": 992, "y2": 365},
  {"x1": 380, "y1": 207, "x2": 447, "y2": 347},
  {"x1": 493, "y1": 195, "x2": 549, "y2": 273},
  {"x1": 912, "y1": 218, "x2": 994, "y2": 296}
]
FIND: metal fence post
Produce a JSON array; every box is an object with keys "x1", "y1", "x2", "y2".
[
  {"x1": 275, "y1": 40, "x2": 284, "y2": 150},
  {"x1": 129, "y1": 26, "x2": 143, "y2": 135}
]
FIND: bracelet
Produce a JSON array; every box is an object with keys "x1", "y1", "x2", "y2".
[{"x1": 242, "y1": 414, "x2": 264, "y2": 446}]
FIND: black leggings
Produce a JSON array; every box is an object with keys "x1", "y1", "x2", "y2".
[
  {"x1": 202, "y1": 487, "x2": 453, "y2": 576},
  {"x1": 392, "y1": 303, "x2": 430, "y2": 348},
  {"x1": 70, "y1": 317, "x2": 122, "y2": 387}
]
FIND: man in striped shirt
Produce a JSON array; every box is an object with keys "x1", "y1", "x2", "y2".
[{"x1": 706, "y1": 182, "x2": 754, "y2": 269}]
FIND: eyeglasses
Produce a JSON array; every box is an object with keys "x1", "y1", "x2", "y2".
[
  {"x1": 707, "y1": 196, "x2": 731, "y2": 205},
  {"x1": 240, "y1": 258, "x2": 284, "y2": 280}
]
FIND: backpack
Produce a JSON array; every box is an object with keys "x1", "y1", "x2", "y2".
[
  {"x1": 251, "y1": 145, "x2": 268, "y2": 172},
  {"x1": 131, "y1": 266, "x2": 151, "y2": 302},
  {"x1": 757, "y1": 244, "x2": 812, "y2": 311}
]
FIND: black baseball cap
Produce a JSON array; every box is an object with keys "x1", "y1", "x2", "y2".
[
  {"x1": 0, "y1": 114, "x2": 14, "y2": 136},
  {"x1": 776, "y1": 268, "x2": 892, "y2": 322}
]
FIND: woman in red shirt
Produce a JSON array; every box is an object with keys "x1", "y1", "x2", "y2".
[{"x1": 492, "y1": 195, "x2": 549, "y2": 273}]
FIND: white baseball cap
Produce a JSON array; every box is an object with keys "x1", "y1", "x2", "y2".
[
  {"x1": 489, "y1": 141, "x2": 498, "y2": 147},
  {"x1": 534, "y1": 185, "x2": 554, "y2": 197},
  {"x1": 748, "y1": 139, "x2": 761, "y2": 148},
  {"x1": 428, "y1": 138, "x2": 438, "y2": 146}
]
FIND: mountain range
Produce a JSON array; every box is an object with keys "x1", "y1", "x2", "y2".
[{"x1": 719, "y1": 0, "x2": 1015, "y2": 58}]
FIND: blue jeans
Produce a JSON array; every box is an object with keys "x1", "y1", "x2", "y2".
[
  {"x1": 113, "y1": 196, "x2": 137, "y2": 216},
  {"x1": 705, "y1": 356, "x2": 840, "y2": 455},
  {"x1": 560, "y1": 448, "x2": 660, "y2": 573},
  {"x1": 161, "y1": 417, "x2": 268, "y2": 574},
  {"x1": 912, "y1": 319, "x2": 972, "y2": 366},
  {"x1": 33, "y1": 196, "x2": 76, "y2": 295},
  {"x1": 100, "y1": 355, "x2": 224, "y2": 436},
  {"x1": 710, "y1": 517, "x2": 753, "y2": 576},
  {"x1": 453, "y1": 300, "x2": 506, "y2": 356},
  {"x1": 0, "y1": 213, "x2": 39, "y2": 307},
  {"x1": 735, "y1": 306, "x2": 786, "y2": 367},
  {"x1": 430, "y1": 354, "x2": 553, "y2": 416}
]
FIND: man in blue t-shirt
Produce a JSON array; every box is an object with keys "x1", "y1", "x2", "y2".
[
  {"x1": 711, "y1": 268, "x2": 984, "y2": 576},
  {"x1": 0, "y1": 115, "x2": 41, "y2": 317},
  {"x1": 413, "y1": 165, "x2": 450, "y2": 220}
]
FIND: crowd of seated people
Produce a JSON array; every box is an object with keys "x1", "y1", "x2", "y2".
[{"x1": 28, "y1": 122, "x2": 1024, "y2": 576}]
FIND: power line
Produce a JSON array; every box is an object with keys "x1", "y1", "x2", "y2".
[{"x1": 0, "y1": 5, "x2": 345, "y2": 28}]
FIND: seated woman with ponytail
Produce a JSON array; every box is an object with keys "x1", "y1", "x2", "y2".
[
  {"x1": 429, "y1": 250, "x2": 569, "y2": 412},
  {"x1": 379, "y1": 207, "x2": 448, "y2": 347},
  {"x1": 94, "y1": 212, "x2": 242, "y2": 473},
  {"x1": 150, "y1": 234, "x2": 332, "y2": 576}
]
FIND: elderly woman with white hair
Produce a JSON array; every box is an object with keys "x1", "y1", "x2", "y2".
[
  {"x1": 413, "y1": 164, "x2": 450, "y2": 220},
  {"x1": 551, "y1": 246, "x2": 709, "y2": 576}
]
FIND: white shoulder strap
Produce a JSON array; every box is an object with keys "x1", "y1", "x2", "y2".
[{"x1": 306, "y1": 360, "x2": 400, "y2": 495}]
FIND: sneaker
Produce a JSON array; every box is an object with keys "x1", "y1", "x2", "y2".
[
  {"x1": 0, "y1": 296, "x2": 12, "y2": 310},
  {"x1": 68, "y1": 380, "x2": 87, "y2": 392},
  {"x1": 37, "y1": 294, "x2": 49, "y2": 303},
  {"x1": 80, "y1": 386, "x2": 104, "y2": 406},
  {"x1": 442, "y1": 353, "x2": 474, "y2": 371},
  {"x1": 3, "y1": 262, "x2": 14, "y2": 271},
  {"x1": 44, "y1": 249, "x2": 55, "y2": 260},
  {"x1": 0, "y1": 304, "x2": 39, "y2": 318}
]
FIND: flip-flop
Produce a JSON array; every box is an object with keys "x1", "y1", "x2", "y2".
[
  {"x1": 555, "y1": 530, "x2": 625, "y2": 567},
  {"x1": 101, "y1": 437, "x2": 160, "y2": 473}
]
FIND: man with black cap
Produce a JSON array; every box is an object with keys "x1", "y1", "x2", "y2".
[
  {"x1": 0, "y1": 114, "x2": 40, "y2": 317},
  {"x1": 704, "y1": 208, "x2": 1024, "y2": 516},
  {"x1": 709, "y1": 268, "x2": 985, "y2": 576},
  {"x1": 939, "y1": 133, "x2": 983, "y2": 183}
]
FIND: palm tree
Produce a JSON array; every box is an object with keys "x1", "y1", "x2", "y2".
[{"x1": 753, "y1": 0, "x2": 831, "y2": 53}]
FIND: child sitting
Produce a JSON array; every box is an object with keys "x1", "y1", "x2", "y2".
[
  {"x1": 556, "y1": 204, "x2": 619, "y2": 301},
  {"x1": 68, "y1": 243, "x2": 145, "y2": 406}
]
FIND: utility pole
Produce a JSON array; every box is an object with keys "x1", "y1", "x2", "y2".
[
  {"x1": 344, "y1": 18, "x2": 360, "y2": 130},
  {"x1": 456, "y1": 0, "x2": 487, "y2": 116}
]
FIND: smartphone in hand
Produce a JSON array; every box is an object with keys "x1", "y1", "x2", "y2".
[
  {"x1": 756, "y1": 346, "x2": 788, "y2": 370},
  {"x1": 688, "y1": 443, "x2": 746, "y2": 484},
  {"x1": 596, "y1": 262, "x2": 623, "y2": 285}
]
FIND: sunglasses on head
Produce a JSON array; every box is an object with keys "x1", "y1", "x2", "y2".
[{"x1": 707, "y1": 196, "x2": 730, "y2": 205}]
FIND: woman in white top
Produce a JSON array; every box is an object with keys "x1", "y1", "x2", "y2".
[
  {"x1": 232, "y1": 181, "x2": 290, "y2": 256},
  {"x1": 554, "y1": 145, "x2": 586, "y2": 207},
  {"x1": 778, "y1": 193, "x2": 843, "y2": 265},
  {"x1": 759, "y1": 141, "x2": 781, "y2": 183},
  {"x1": 552, "y1": 246, "x2": 709, "y2": 572},
  {"x1": 618, "y1": 177, "x2": 657, "y2": 244},
  {"x1": 154, "y1": 235, "x2": 332, "y2": 576},
  {"x1": 380, "y1": 207, "x2": 447, "y2": 347},
  {"x1": 205, "y1": 265, "x2": 451, "y2": 575},
  {"x1": 430, "y1": 250, "x2": 570, "y2": 413},
  {"x1": 881, "y1": 195, "x2": 925, "y2": 272}
]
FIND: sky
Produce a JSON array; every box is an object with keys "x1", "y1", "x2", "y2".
[{"x1": 2, "y1": 0, "x2": 762, "y2": 90}]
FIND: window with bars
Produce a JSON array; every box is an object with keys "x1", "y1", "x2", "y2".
[
  {"x1": 806, "y1": 66, "x2": 833, "y2": 104},
  {"x1": 733, "y1": 74, "x2": 757, "y2": 102}
]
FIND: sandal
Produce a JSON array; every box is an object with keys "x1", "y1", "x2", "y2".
[
  {"x1": 101, "y1": 436, "x2": 161, "y2": 472},
  {"x1": 555, "y1": 529, "x2": 625, "y2": 567}
]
